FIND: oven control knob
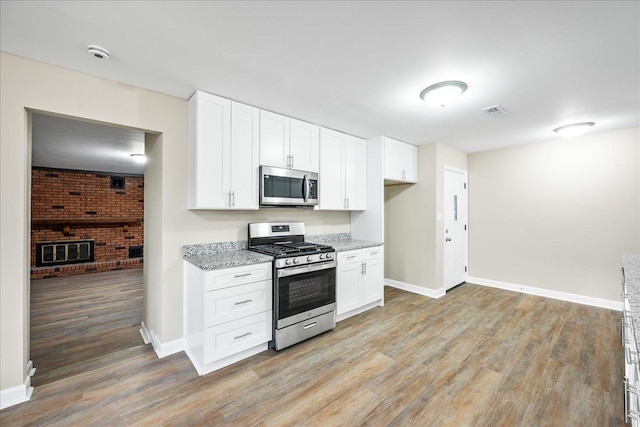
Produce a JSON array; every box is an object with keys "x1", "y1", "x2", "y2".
[
  {"x1": 326, "y1": 253, "x2": 333, "y2": 259},
  {"x1": 285, "y1": 259, "x2": 292, "y2": 265},
  {"x1": 319, "y1": 254, "x2": 325, "y2": 259},
  {"x1": 307, "y1": 256, "x2": 313, "y2": 262},
  {"x1": 293, "y1": 258, "x2": 300, "y2": 264}
]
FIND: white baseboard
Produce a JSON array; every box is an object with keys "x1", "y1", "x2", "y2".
[
  {"x1": 0, "y1": 361, "x2": 34, "y2": 410},
  {"x1": 141, "y1": 321, "x2": 185, "y2": 358},
  {"x1": 385, "y1": 279, "x2": 446, "y2": 299},
  {"x1": 336, "y1": 299, "x2": 384, "y2": 322},
  {"x1": 467, "y1": 276, "x2": 623, "y2": 311}
]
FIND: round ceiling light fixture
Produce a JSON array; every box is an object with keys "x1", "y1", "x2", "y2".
[
  {"x1": 88, "y1": 45, "x2": 110, "y2": 60},
  {"x1": 553, "y1": 122, "x2": 595, "y2": 138},
  {"x1": 130, "y1": 153, "x2": 146, "y2": 164},
  {"x1": 420, "y1": 80, "x2": 468, "y2": 107}
]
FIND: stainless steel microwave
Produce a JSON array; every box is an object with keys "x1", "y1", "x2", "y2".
[{"x1": 259, "y1": 166, "x2": 318, "y2": 207}]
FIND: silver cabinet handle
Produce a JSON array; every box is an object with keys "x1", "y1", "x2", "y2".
[
  {"x1": 234, "y1": 273, "x2": 252, "y2": 278},
  {"x1": 402, "y1": 169, "x2": 406, "y2": 180},
  {"x1": 290, "y1": 154, "x2": 294, "y2": 169},
  {"x1": 346, "y1": 255, "x2": 357, "y2": 259},
  {"x1": 303, "y1": 322, "x2": 317, "y2": 330},
  {"x1": 361, "y1": 262, "x2": 365, "y2": 274},
  {"x1": 227, "y1": 191, "x2": 232, "y2": 207},
  {"x1": 364, "y1": 262, "x2": 367, "y2": 274},
  {"x1": 370, "y1": 251, "x2": 379, "y2": 255},
  {"x1": 625, "y1": 377, "x2": 640, "y2": 422},
  {"x1": 231, "y1": 191, "x2": 235, "y2": 207},
  {"x1": 446, "y1": 237, "x2": 452, "y2": 242},
  {"x1": 347, "y1": 198, "x2": 349, "y2": 209},
  {"x1": 234, "y1": 332, "x2": 252, "y2": 340},
  {"x1": 234, "y1": 299, "x2": 252, "y2": 305}
]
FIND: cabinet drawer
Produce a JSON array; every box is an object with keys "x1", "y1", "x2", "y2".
[
  {"x1": 205, "y1": 263, "x2": 271, "y2": 291},
  {"x1": 204, "y1": 311, "x2": 272, "y2": 364},
  {"x1": 338, "y1": 250, "x2": 362, "y2": 264},
  {"x1": 363, "y1": 246, "x2": 383, "y2": 260},
  {"x1": 205, "y1": 280, "x2": 272, "y2": 327}
]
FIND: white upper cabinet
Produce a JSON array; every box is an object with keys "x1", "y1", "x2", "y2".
[
  {"x1": 188, "y1": 91, "x2": 259, "y2": 210},
  {"x1": 260, "y1": 111, "x2": 319, "y2": 172},
  {"x1": 319, "y1": 128, "x2": 366, "y2": 211},
  {"x1": 259, "y1": 110, "x2": 290, "y2": 169},
  {"x1": 289, "y1": 118, "x2": 319, "y2": 172},
  {"x1": 384, "y1": 136, "x2": 418, "y2": 183}
]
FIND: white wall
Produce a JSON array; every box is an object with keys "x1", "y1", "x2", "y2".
[
  {"x1": 468, "y1": 127, "x2": 640, "y2": 302},
  {"x1": 0, "y1": 53, "x2": 350, "y2": 396}
]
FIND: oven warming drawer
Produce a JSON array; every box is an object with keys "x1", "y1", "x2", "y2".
[{"x1": 274, "y1": 310, "x2": 335, "y2": 351}]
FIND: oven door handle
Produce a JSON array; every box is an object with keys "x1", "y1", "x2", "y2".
[{"x1": 278, "y1": 260, "x2": 337, "y2": 278}]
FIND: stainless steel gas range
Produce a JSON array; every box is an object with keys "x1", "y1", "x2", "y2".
[{"x1": 248, "y1": 222, "x2": 336, "y2": 351}]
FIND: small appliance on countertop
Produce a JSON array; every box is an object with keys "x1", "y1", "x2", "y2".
[{"x1": 248, "y1": 222, "x2": 336, "y2": 350}]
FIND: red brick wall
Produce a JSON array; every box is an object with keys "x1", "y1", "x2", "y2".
[{"x1": 31, "y1": 168, "x2": 144, "y2": 276}]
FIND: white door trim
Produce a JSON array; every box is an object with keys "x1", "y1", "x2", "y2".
[{"x1": 443, "y1": 165, "x2": 468, "y2": 289}]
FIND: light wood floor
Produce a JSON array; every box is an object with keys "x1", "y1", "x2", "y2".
[
  {"x1": 29, "y1": 268, "x2": 144, "y2": 387},
  {"x1": 2, "y1": 283, "x2": 623, "y2": 426}
]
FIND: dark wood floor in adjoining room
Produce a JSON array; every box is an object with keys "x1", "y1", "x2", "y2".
[
  {"x1": 29, "y1": 268, "x2": 144, "y2": 387},
  {"x1": 2, "y1": 283, "x2": 623, "y2": 426}
]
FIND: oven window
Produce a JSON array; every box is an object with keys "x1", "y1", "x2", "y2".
[
  {"x1": 278, "y1": 268, "x2": 335, "y2": 320},
  {"x1": 264, "y1": 176, "x2": 304, "y2": 199}
]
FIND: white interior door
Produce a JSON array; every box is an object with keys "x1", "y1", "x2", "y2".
[{"x1": 444, "y1": 167, "x2": 468, "y2": 290}]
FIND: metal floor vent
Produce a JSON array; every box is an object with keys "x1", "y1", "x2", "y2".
[
  {"x1": 482, "y1": 104, "x2": 507, "y2": 117},
  {"x1": 36, "y1": 239, "x2": 95, "y2": 267}
]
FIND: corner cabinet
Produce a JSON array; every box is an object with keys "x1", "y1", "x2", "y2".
[
  {"x1": 384, "y1": 136, "x2": 418, "y2": 183},
  {"x1": 188, "y1": 90, "x2": 259, "y2": 209},
  {"x1": 336, "y1": 246, "x2": 384, "y2": 321},
  {"x1": 260, "y1": 110, "x2": 319, "y2": 172},
  {"x1": 319, "y1": 128, "x2": 366, "y2": 210},
  {"x1": 183, "y1": 261, "x2": 272, "y2": 376}
]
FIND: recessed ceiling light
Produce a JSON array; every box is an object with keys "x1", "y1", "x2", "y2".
[
  {"x1": 130, "y1": 153, "x2": 145, "y2": 164},
  {"x1": 88, "y1": 45, "x2": 110, "y2": 60},
  {"x1": 553, "y1": 122, "x2": 595, "y2": 138},
  {"x1": 420, "y1": 80, "x2": 468, "y2": 107}
]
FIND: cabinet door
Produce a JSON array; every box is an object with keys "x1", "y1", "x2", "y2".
[
  {"x1": 319, "y1": 127, "x2": 346, "y2": 210},
  {"x1": 362, "y1": 257, "x2": 384, "y2": 305},
  {"x1": 188, "y1": 91, "x2": 231, "y2": 209},
  {"x1": 383, "y1": 137, "x2": 403, "y2": 181},
  {"x1": 337, "y1": 260, "x2": 363, "y2": 315},
  {"x1": 260, "y1": 110, "x2": 290, "y2": 169},
  {"x1": 345, "y1": 135, "x2": 367, "y2": 210},
  {"x1": 399, "y1": 143, "x2": 418, "y2": 182},
  {"x1": 290, "y1": 118, "x2": 319, "y2": 172},
  {"x1": 230, "y1": 102, "x2": 259, "y2": 209}
]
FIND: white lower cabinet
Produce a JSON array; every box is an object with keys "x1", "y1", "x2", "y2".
[
  {"x1": 184, "y1": 261, "x2": 272, "y2": 375},
  {"x1": 336, "y1": 246, "x2": 384, "y2": 321}
]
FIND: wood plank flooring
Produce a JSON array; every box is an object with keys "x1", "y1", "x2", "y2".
[
  {"x1": 29, "y1": 269, "x2": 144, "y2": 387},
  {"x1": 2, "y1": 283, "x2": 624, "y2": 426}
]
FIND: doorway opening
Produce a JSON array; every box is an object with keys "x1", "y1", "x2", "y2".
[{"x1": 29, "y1": 113, "x2": 146, "y2": 387}]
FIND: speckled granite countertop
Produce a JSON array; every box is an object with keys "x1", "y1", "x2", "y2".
[
  {"x1": 307, "y1": 233, "x2": 383, "y2": 252},
  {"x1": 624, "y1": 254, "x2": 640, "y2": 349},
  {"x1": 183, "y1": 241, "x2": 273, "y2": 271}
]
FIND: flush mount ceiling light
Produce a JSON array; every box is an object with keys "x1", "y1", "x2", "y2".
[
  {"x1": 130, "y1": 153, "x2": 145, "y2": 164},
  {"x1": 553, "y1": 122, "x2": 595, "y2": 138},
  {"x1": 420, "y1": 80, "x2": 468, "y2": 107},
  {"x1": 88, "y1": 45, "x2": 110, "y2": 60}
]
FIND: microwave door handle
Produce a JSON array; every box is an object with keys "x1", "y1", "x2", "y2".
[{"x1": 303, "y1": 174, "x2": 309, "y2": 203}]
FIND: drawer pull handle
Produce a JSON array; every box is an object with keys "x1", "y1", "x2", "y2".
[
  {"x1": 370, "y1": 251, "x2": 379, "y2": 255},
  {"x1": 234, "y1": 273, "x2": 252, "y2": 278},
  {"x1": 303, "y1": 322, "x2": 317, "y2": 330},
  {"x1": 234, "y1": 332, "x2": 252, "y2": 340},
  {"x1": 346, "y1": 256, "x2": 357, "y2": 259},
  {"x1": 234, "y1": 299, "x2": 253, "y2": 305}
]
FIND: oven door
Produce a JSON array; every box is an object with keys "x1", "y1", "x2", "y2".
[
  {"x1": 260, "y1": 166, "x2": 318, "y2": 206},
  {"x1": 275, "y1": 260, "x2": 336, "y2": 328}
]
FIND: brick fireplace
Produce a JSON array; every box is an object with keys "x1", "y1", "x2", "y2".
[{"x1": 31, "y1": 168, "x2": 143, "y2": 279}]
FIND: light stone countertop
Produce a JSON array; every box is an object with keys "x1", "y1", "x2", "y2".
[
  {"x1": 182, "y1": 241, "x2": 273, "y2": 271},
  {"x1": 307, "y1": 233, "x2": 383, "y2": 252},
  {"x1": 624, "y1": 254, "x2": 640, "y2": 350}
]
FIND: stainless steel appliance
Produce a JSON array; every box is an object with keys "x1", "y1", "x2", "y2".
[
  {"x1": 248, "y1": 222, "x2": 336, "y2": 350},
  {"x1": 259, "y1": 166, "x2": 318, "y2": 207}
]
